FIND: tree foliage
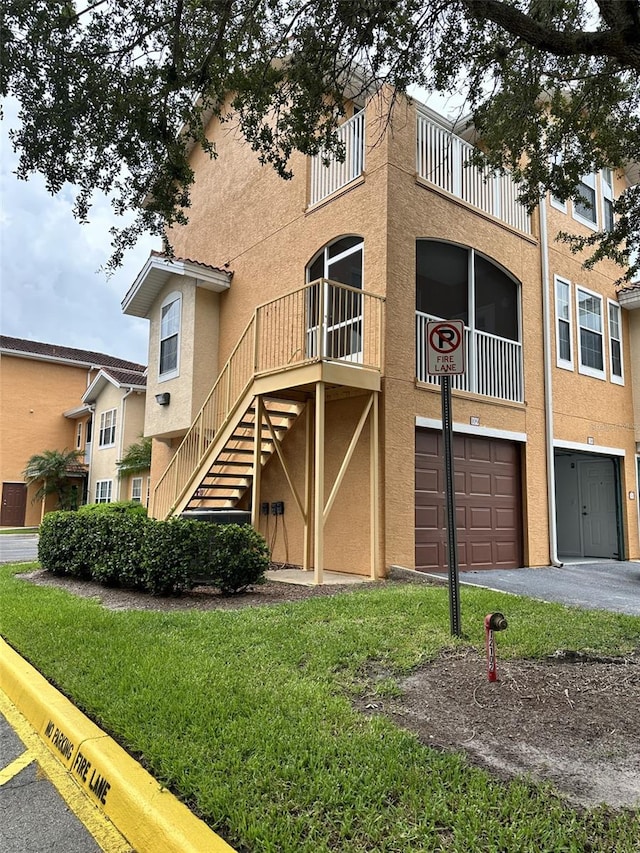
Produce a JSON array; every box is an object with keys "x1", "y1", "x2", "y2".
[
  {"x1": 23, "y1": 448, "x2": 85, "y2": 510},
  {"x1": 116, "y1": 436, "x2": 152, "y2": 478},
  {"x1": 2, "y1": 0, "x2": 639, "y2": 278}
]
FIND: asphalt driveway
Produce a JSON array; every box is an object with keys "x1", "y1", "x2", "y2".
[
  {"x1": 453, "y1": 560, "x2": 640, "y2": 616},
  {"x1": 0, "y1": 534, "x2": 38, "y2": 564}
]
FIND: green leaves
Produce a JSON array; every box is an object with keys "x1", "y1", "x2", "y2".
[{"x1": 3, "y1": 0, "x2": 639, "y2": 276}]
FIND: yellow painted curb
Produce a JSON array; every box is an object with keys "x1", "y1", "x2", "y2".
[{"x1": 0, "y1": 638, "x2": 236, "y2": 853}]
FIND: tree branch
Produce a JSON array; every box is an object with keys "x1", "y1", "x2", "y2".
[{"x1": 465, "y1": 0, "x2": 640, "y2": 71}]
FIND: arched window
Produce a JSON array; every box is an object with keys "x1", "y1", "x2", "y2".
[
  {"x1": 416, "y1": 240, "x2": 523, "y2": 401},
  {"x1": 159, "y1": 291, "x2": 181, "y2": 379},
  {"x1": 306, "y1": 237, "x2": 364, "y2": 361},
  {"x1": 416, "y1": 241, "x2": 519, "y2": 341}
]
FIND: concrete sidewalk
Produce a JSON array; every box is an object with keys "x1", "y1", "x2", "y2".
[{"x1": 426, "y1": 560, "x2": 640, "y2": 616}]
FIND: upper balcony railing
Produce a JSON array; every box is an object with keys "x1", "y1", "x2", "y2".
[
  {"x1": 153, "y1": 280, "x2": 384, "y2": 519},
  {"x1": 416, "y1": 311, "x2": 524, "y2": 403},
  {"x1": 416, "y1": 110, "x2": 532, "y2": 235},
  {"x1": 309, "y1": 111, "x2": 365, "y2": 205}
]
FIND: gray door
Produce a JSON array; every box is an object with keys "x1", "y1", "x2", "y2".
[
  {"x1": 555, "y1": 452, "x2": 619, "y2": 560},
  {"x1": 579, "y1": 459, "x2": 618, "y2": 558}
]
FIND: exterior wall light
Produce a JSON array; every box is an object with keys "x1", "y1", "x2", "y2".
[{"x1": 155, "y1": 392, "x2": 171, "y2": 406}]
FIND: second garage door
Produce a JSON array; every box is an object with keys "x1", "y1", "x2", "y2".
[{"x1": 415, "y1": 428, "x2": 523, "y2": 571}]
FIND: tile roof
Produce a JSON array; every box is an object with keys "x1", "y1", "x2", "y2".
[
  {"x1": 101, "y1": 367, "x2": 147, "y2": 388},
  {"x1": 617, "y1": 282, "x2": 640, "y2": 295},
  {"x1": 0, "y1": 335, "x2": 146, "y2": 371},
  {"x1": 149, "y1": 250, "x2": 230, "y2": 276}
]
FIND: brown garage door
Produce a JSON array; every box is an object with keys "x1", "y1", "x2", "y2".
[{"x1": 415, "y1": 429, "x2": 522, "y2": 571}]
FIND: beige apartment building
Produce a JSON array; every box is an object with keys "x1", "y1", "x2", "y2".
[
  {"x1": 123, "y1": 92, "x2": 640, "y2": 581},
  {"x1": 0, "y1": 337, "x2": 146, "y2": 525}
]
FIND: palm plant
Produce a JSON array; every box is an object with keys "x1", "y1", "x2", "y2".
[
  {"x1": 116, "y1": 436, "x2": 152, "y2": 478},
  {"x1": 23, "y1": 448, "x2": 85, "y2": 510}
]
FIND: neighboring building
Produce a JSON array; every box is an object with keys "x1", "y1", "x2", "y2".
[
  {"x1": 0, "y1": 336, "x2": 146, "y2": 526},
  {"x1": 81, "y1": 366, "x2": 148, "y2": 507},
  {"x1": 122, "y1": 92, "x2": 640, "y2": 581}
]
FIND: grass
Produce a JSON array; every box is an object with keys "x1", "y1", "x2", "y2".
[{"x1": 2, "y1": 562, "x2": 640, "y2": 852}]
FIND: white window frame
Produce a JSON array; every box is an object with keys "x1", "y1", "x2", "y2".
[
  {"x1": 131, "y1": 477, "x2": 143, "y2": 503},
  {"x1": 95, "y1": 480, "x2": 112, "y2": 504},
  {"x1": 554, "y1": 275, "x2": 573, "y2": 370},
  {"x1": 601, "y1": 168, "x2": 614, "y2": 232},
  {"x1": 159, "y1": 291, "x2": 181, "y2": 381},
  {"x1": 99, "y1": 409, "x2": 117, "y2": 448},
  {"x1": 607, "y1": 299, "x2": 624, "y2": 385},
  {"x1": 573, "y1": 171, "x2": 598, "y2": 229},
  {"x1": 576, "y1": 285, "x2": 606, "y2": 380},
  {"x1": 76, "y1": 421, "x2": 83, "y2": 449}
]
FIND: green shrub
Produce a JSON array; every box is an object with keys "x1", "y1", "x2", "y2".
[
  {"x1": 38, "y1": 511, "x2": 93, "y2": 578},
  {"x1": 39, "y1": 509, "x2": 269, "y2": 598},
  {"x1": 91, "y1": 512, "x2": 148, "y2": 587},
  {"x1": 140, "y1": 518, "x2": 204, "y2": 596},
  {"x1": 207, "y1": 523, "x2": 269, "y2": 594},
  {"x1": 78, "y1": 500, "x2": 147, "y2": 517}
]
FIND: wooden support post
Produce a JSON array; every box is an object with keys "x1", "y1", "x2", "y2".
[
  {"x1": 370, "y1": 392, "x2": 380, "y2": 580},
  {"x1": 303, "y1": 401, "x2": 313, "y2": 572},
  {"x1": 314, "y1": 382, "x2": 325, "y2": 585},
  {"x1": 251, "y1": 396, "x2": 263, "y2": 529}
]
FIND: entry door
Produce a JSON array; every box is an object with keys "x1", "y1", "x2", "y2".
[
  {"x1": 579, "y1": 459, "x2": 618, "y2": 558},
  {"x1": 306, "y1": 238, "x2": 363, "y2": 363},
  {"x1": 1, "y1": 483, "x2": 27, "y2": 527}
]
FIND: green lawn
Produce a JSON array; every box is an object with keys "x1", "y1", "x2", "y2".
[{"x1": 2, "y1": 563, "x2": 639, "y2": 852}]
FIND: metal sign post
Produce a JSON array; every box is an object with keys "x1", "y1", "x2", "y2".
[{"x1": 426, "y1": 320, "x2": 465, "y2": 638}]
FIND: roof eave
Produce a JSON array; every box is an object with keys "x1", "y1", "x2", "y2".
[{"x1": 122, "y1": 255, "x2": 232, "y2": 318}]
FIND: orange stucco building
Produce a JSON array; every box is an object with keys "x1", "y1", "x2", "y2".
[
  {"x1": 0, "y1": 337, "x2": 147, "y2": 526},
  {"x1": 123, "y1": 91, "x2": 640, "y2": 581}
]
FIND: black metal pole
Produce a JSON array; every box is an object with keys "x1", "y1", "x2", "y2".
[{"x1": 441, "y1": 375, "x2": 461, "y2": 637}]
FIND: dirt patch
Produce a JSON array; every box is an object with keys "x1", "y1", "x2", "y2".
[
  {"x1": 357, "y1": 647, "x2": 640, "y2": 809},
  {"x1": 17, "y1": 569, "x2": 640, "y2": 809}
]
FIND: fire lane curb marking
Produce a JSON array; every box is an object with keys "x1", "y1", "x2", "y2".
[
  {"x1": 0, "y1": 750, "x2": 35, "y2": 785},
  {"x1": 0, "y1": 689, "x2": 133, "y2": 852},
  {"x1": 0, "y1": 638, "x2": 236, "y2": 853}
]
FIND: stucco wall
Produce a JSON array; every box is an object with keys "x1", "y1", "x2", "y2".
[{"x1": 0, "y1": 354, "x2": 95, "y2": 525}]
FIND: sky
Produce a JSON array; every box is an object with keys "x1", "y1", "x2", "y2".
[{"x1": 1, "y1": 99, "x2": 158, "y2": 367}]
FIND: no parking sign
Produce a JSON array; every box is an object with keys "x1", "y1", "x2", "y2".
[{"x1": 427, "y1": 320, "x2": 465, "y2": 375}]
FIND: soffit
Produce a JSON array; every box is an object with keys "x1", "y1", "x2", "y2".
[{"x1": 122, "y1": 253, "x2": 232, "y2": 318}]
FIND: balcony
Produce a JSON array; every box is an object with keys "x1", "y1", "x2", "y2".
[
  {"x1": 309, "y1": 111, "x2": 365, "y2": 205},
  {"x1": 416, "y1": 311, "x2": 524, "y2": 403},
  {"x1": 416, "y1": 109, "x2": 532, "y2": 234}
]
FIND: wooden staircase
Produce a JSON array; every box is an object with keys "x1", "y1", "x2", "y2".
[
  {"x1": 182, "y1": 396, "x2": 305, "y2": 512},
  {"x1": 152, "y1": 279, "x2": 384, "y2": 522}
]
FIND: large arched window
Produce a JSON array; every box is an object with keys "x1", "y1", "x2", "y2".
[
  {"x1": 416, "y1": 241, "x2": 519, "y2": 341},
  {"x1": 306, "y1": 236, "x2": 364, "y2": 361},
  {"x1": 416, "y1": 240, "x2": 523, "y2": 401}
]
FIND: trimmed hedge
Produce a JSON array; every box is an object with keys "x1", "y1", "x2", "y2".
[{"x1": 38, "y1": 511, "x2": 269, "y2": 596}]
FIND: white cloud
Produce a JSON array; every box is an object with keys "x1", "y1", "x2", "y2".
[{"x1": 0, "y1": 100, "x2": 158, "y2": 365}]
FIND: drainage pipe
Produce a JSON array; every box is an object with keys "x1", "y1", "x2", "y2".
[{"x1": 539, "y1": 194, "x2": 563, "y2": 567}]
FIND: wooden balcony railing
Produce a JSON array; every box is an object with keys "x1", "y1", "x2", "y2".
[
  {"x1": 153, "y1": 281, "x2": 384, "y2": 518},
  {"x1": 416, "y1": 311, "x2": 524, "y2": 403},
  {"x1": 416, "y1": 110, "x2": 532, "y2": 234}
]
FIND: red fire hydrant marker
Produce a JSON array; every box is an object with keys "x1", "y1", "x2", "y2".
[{"x1": 484, "y1": 612, "x2": 508, "y2": 682}]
